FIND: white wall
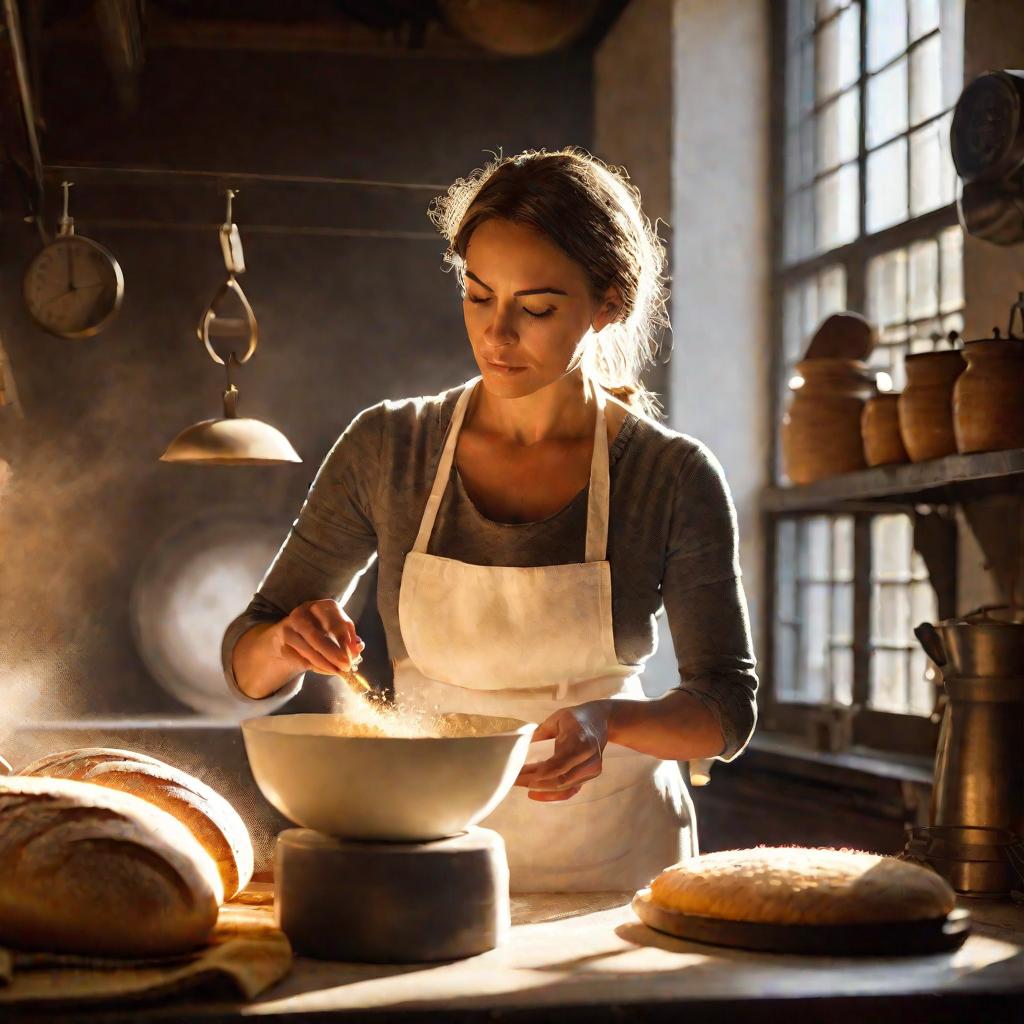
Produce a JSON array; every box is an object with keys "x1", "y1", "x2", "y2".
[
  {"x1": 670, "y1": 0, "x2": 772, "y2": 656},
  {"x1": 594, "y1": 0, "x2": 674, "y2": 407},
  {"x1": 594, "y1": 0, "x2": 770, "y2": 693}
]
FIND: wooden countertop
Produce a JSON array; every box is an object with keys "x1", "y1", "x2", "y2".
[{"x1": 15, "y1": 893, "x2": 1024, "y2": 1023}]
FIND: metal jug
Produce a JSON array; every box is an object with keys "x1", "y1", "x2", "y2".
[{"x1": 912, "y1": 608, "x2": 1024, "y2": 895}]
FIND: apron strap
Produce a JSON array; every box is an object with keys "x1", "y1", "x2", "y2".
[
  {"x1": 411, "y1": 377, "x2": 480, "y2": 555},
  {"x1": 585, "y1": 385, "x2": 610, "y2": 564},
  {"x1": 411, "y1": 376, "x2": 612, "y2": 563}
]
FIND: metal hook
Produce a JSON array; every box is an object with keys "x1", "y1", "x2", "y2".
[
  {"x1": 224, "y1": 188, "x2": 237, "y2": 228},
  {"x1": 1007, "y1": 291, "x2": 1024, "y2": 340},
  {"x1": 58, "y1": 180, "x2": 75, "y2": 236},
  {"x1": 222, "y1": 352, "x2": 240, "y2": 419}
]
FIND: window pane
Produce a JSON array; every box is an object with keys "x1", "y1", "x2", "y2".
[
  {"x1": 833, "y1": 516, "x2": 854, "y2": 581},
  {"x1": 866, "y1": 137, "x2": 909, "y2": 232},
  {"x1": 909, "y1": 116, "x2": 957, "y2": 216},
  {"x1": 867, "y1": 57, "x2": 909, "y2": 149},
  {"x1": 778, "y1": 518, "x2": 798, "y2": 619},
  {"x1": 800, "y1": 118, "x2": 816, "y2": 185},
  {"x1": 871, "y1": 649, "x2": 909, "y2": 712},
  {"x1": 908, "y1": 239, "x2": 939, "y2": 320},
  {"x1": 783, "y1": 288, "x2": 805, "y2": 367},
  {"x1": 939, "y1": 2, "x2": 965, "y2": 109},
  {"x1": 816, "y1": 163, "x2": 859, "y2": 250},
  {"x1": 909, "y1": 580, "x2": 938, "y2": 714},
  {"x1": 805, "y1": 516, "x2": 832, "y2": 579},
  {"x1": 939, "y1": 226, "x2": 963, "y2": 313},
  {"x1": 832, "y1": 647, "x2": 854, "y2": 705},
  {"x1": 873, "y1": 584, "x2": 912, "y2": 644},
  {"x1": 867, "y1": 247, "x2": 908, "y2": 327},
  {"x1": 832, "y1": 582, "x2": 854, "y2": 643},
  {"x1": 867, "y1": 0, "x2": 908, "y2": 72},
  {"x1": 787, "y1": 40, "x2": 815, "y2": 126},
  {"x1": 785, "y1": 190, "x2": 812, "y2": 264},
  {"x1": 818, "y1": 88, "x2": 860, "y2": 171},
  {"x1": 775, "y1": 515, "x2": 855, "y2": 707},
  {"x1": 788, "y1": 0, "x2": 815, "y2": 42},
  {"x1": 817, "y1": 5, "x2": 860, "y2": 100},
  {"x1": 910, "y1": 34, "x2": 943, "y2": 125},
  {"x1": 873, "y1": 514, "x2": 913, "y2": 581},
  {"x1": 909, "y1": 0, "x2": 940, "y2": 39},
  {"x1": 801, "y1": 583, "x2": 831, "y2": 703},
  {"x1": 786, "y1": 123, "x2": 816, "y2": 191}
]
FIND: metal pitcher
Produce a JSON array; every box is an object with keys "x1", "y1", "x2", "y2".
[
  {"x1": 914, "y1": 605, "x2": 1024, "y2": 677},
  {"x1": 912, "y1": 608, "x2": 1024, "y2": 895}
]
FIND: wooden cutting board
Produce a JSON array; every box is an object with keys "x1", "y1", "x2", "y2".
[{"x1": 632, "y1": 888, "x2": 971, "y2": 956}]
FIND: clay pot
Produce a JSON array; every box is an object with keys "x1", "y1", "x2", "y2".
[
  {"x1": 782, "y1": 359, "x2": 876, "y2": 484},
  {"x1": 953, "y1": 336, "x2": 1024, "y2": 453},
  {"x1": 862, "y1": 393, "x2": 909, "y2": 467},
  {"x1": 898, "y1": 351, "x2": 967, "y2": 462}
]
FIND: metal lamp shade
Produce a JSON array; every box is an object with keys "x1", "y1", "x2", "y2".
[{"x1": 161, "y1": 415, "x2": 301, "y2": 465}]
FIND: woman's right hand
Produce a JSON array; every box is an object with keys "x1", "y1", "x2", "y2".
[{"x1": 273, "y1": 599, "x2": 365, "y2": 676}]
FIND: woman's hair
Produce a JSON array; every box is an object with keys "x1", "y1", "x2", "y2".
[{"x1": 427, "y1": 146, "x2": 670, "y2": 419}]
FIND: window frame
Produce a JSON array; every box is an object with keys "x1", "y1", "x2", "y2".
[{"x1": 763, "y1": 0, "x2": 961, "y2": 759}]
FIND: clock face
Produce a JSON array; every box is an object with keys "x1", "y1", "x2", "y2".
[{"x1": 22, "y1": 235, "x2": 124, "y2": 339}]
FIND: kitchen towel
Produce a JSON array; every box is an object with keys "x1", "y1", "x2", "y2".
[{"x1": 0, "y1": 883, "x2": 291, "y2": 1009}]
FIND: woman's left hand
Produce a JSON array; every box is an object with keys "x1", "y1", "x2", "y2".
[{"x1": 514, "y1": 701, "x2": 612, "y2": 802}]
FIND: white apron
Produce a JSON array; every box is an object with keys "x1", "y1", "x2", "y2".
[{"x1": 394, "y1": 376, "x2": 695, "y2": 892}]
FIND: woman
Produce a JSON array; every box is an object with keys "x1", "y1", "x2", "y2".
[{"x1": 224, "y1": 147, "x2": 757, "y2": 892}]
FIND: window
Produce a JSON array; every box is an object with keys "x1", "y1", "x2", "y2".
[{"x1": 768, "y1": 0, "x2": 964, "y2": 755}]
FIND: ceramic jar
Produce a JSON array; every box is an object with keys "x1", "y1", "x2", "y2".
[
  {"x1": 898, "y1": 351, "x2": 967, "y2": 462},
  {"x1": 861, "y1": 393, "x2": 908, "y2": 467},
  {"x1": 953, "y1": 334, "x2": 1024, "y2": 453},
  {"x1": 782, "y1": 359, "x2": 876, "y2": 484}
]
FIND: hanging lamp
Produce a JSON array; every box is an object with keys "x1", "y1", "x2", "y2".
[{"x1": 161, "y1": 190, "x2": 301, "y2": 466}]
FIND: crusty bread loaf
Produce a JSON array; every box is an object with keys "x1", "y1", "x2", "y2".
[
  {"x1": 0, "y1": 776, "x2": 221, "y2": 956},
  {"x1": 650, "y1": 846, "x2": 956, "y2": 925},
  {"x1": 20, "y1": 747, "x2": 253, "y2": 901}
]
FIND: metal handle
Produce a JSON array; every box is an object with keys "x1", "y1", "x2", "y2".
[
  {"x1": 198, "y1": 275, "x2": 258, "y2": 365},
  {"x1": 1007, "y1": 291, "x2": 1024, "y2": 341},
  {"x1": 914, "y1": 622, "x2": 947, "y2": 666}
]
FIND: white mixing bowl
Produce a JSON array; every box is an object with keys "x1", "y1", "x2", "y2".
[{"x1": 242, "y1": 712, "x2": 536, "y2": 841}]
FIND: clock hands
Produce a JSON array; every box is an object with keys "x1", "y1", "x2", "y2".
[{"x1": 42, "y1": 279, "x2": 106, "y2": 309}]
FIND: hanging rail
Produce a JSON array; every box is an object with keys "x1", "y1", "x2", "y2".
[{"x1": 43, "y1": 163, "x2": 449, "y2": 192}]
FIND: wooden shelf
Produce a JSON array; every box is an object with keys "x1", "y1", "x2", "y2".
[{"x1": 763, "y1": 447, "x2": 1024, "y2": 514}]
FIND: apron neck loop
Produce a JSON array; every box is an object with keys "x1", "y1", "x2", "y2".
[
  {"x1": 584, "y1": 383, "x2": 610, "y2": 563},
  {"x1": 410, "y1": 376, "x2": 612, "y2": 563}
]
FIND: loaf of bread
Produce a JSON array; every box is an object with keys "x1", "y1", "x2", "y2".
[
  {"x1": 650, "y1": 846, "x2": 956, "y2": 925},
  {"x1": 0, "y1": 776, "x2": 221, "y2": 956},
  {"x1": 21, "y1": 747, "x2": 253, "y2": 901}
]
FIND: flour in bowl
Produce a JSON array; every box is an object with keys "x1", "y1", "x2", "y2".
[{"x1": 329, "y1": 684, "x2": 525, "y2": 739}]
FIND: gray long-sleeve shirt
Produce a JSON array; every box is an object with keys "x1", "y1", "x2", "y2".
[{"x1": 222, "y1": 380, "x2": 758, "y2": 760}]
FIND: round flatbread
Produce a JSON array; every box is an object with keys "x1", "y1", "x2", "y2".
[{"x1": 649, "y1": 846, "x2": 955, "y2": 926}]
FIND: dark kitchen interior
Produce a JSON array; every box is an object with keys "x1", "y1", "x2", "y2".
[{"x1": 2, "y1": 0, "x2": 1024, "y2": 1020}]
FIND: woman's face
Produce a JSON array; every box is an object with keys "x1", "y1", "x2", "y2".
[{"x1": 461, "y1": 217, "x2": 619, "y2": 399}]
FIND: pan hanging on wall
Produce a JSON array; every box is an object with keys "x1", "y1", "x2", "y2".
[{"x1": 129, "y1": 510, "x2": 295, "y2": 718}]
